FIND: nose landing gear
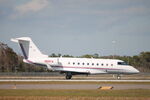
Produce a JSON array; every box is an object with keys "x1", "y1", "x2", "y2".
[
  {"x1": 113, "y1": 74, "x2": 121, "y2": 80},
  {"x1": 117, "y1": 74, "x2": 121, "y2": 80}
]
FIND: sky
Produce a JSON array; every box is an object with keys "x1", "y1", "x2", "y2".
[{"x1": 0, "y1": 0, "x2": 150, "y2": 56}]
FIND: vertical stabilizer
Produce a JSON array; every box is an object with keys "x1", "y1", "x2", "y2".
[{"x1": 11, "y1": 37, "x2": 47, "y2": 59}]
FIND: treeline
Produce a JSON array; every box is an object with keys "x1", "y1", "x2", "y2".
[
  {"x1": 0, "y1": 42, "x2": 46, "y2": 72},
  {"x1": 0, "y1": 42, "x2": 150, "y2": 72}
]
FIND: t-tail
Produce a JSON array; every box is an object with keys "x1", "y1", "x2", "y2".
[{"x1": 11, "y1": 37, "x2": 48, "y2": 61}]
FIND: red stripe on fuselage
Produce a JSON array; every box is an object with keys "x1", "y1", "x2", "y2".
[{"x1": 53, "y1": 66, "x2": 121, "y2": 70}]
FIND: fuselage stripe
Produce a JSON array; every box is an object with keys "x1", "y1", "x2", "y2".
[{"x1": 53, "y1": 66, "x2": 122, "y2": 70}]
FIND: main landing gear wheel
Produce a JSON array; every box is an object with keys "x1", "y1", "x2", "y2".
[
  {"x1": 66, "y1": 75, "x2": 72, "y2": 79},
  {"x1": 66, "y1": 72, "x2": 72, "y2": 79}
]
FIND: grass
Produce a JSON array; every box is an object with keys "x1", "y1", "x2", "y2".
[
  {"x1": 0, "y1": 96, "x2": 149, "y2": 100},
  {"x1": 0, "y1": 89, "x2": 149, "y2": 97},
  {"x1": 0, "y1": 89, "x2": 150, "y2": 100}
]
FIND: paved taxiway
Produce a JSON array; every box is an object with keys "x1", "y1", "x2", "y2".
[{"x1": 0, "y1": 80, "x2": 150, "y2": 90}]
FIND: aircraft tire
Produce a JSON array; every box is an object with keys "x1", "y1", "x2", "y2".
[
  {"x1": 66, "y1": 75, "x2": 72, "y2": 79},
  {"x1": 66, "y1": 72, "x2": 72, "y2": 79}
]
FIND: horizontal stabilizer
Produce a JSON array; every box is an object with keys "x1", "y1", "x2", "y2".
[{"x1": 11, "y1": 38, "x2": 18, "y2": 43}]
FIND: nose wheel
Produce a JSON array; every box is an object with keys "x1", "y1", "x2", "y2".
[
  {"x1": 113, "y1": 74, "x2": 121, "y2": 80},
  {"x1": 117, "y1": 74, "x2": 121, "y2": 80}
]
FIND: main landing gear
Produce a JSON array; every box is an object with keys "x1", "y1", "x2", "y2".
[{"x1": 66, "y1": 72, "x2": 72, "y2": 79}]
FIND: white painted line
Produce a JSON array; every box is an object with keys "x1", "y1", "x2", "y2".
[{"x1": 0, "y1": 80, "x2": 150, "y2": 82}]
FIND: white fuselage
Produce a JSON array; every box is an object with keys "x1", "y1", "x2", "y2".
[{"x1": 26, "y1": 57, "x2": 139, "y2": 75}]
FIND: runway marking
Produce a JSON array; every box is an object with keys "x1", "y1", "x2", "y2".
[{"x1": 0, "y1": 80, "x2": 150, "y2": 82}]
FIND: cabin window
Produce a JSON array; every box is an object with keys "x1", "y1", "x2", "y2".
[
  {"x1": 78, "y1": 63, "x2": 80, "y2": 65},
  {"x1": 73, "y1": 62, "x2": 75, "y2": 65},
  {"x1": 92, "y1": 63, "x2": 94, "y2": 66},
  {"x1": 97, "y1": 63, "x2": 99, "y2": 66},
  {"x1": 106, "y1": 64, "x2": 108, "y2": 66},
  {"x1": 68, "y1": 62, "x2": 70, "y2": 64},
  {"x1": 111, "y1": 64, "x2": 113, "y2": 66},
  {"x1": 87, "y1": 63, "x2": 89, "y2": 65},
  {"x1": 82, "y1": 63, "x2": 84, "y2": 65},
  {"x1": 101, "y1": 64, "x2": 103, "y2": 66}
]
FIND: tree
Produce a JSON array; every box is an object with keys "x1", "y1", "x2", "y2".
[
  {"x1": 93, "y1": 53, "x2": 99, "y2": 58},
  {"x1": 50, "y1": 53, "x2": 57, "y2": 57},
  {"x1": 81, "y1": 54, "x2": 94, "y2": 58}
]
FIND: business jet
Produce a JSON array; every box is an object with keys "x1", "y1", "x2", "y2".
[{"x1": 11, "y1": 37, "x2": 139, "y2": 79}]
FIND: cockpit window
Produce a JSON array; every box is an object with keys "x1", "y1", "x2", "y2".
[{"x1": 118, "y1": 62, "x2": 128, "y2": 65}]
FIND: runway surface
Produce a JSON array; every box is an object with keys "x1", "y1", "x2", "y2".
[
  {"x1": 0, "y1": 79, "x2": 150, "y2": 82},
  {"x1": 0, "y1": 79, "x2": 150, "y2": 90}
]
